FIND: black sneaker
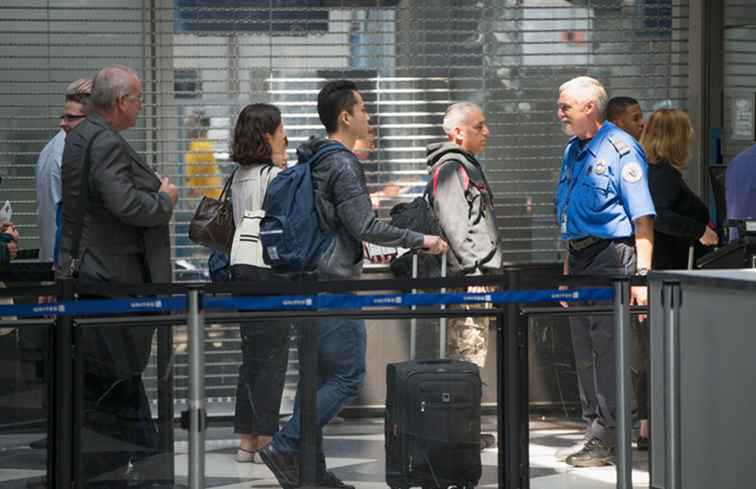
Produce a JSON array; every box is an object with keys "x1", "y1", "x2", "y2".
[
  {"x1": 29, "y1": 438, "x2": 47, "y2": 450},
  {"x1": 636, "y1": 436, "x2": 649, "y2": 451},
  {"x1": 480, "y1": 433, "x2": 497, "y2": 450},
  {"x1": 565, "y1": 437, "x2": 614, "y2": 467},
  {"x1": 554, "y1": 433, "x2": 592, "y2": 461},
  {"x1": 259, "y1": 444, "x2": 300, "y2": 489},
  {"x1": 315, "y1": 470, "x2": 355, "y2": 489}
]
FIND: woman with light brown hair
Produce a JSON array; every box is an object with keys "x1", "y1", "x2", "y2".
[{"x1": 641, "y1": 107, "x2": 718, "y2": 270}]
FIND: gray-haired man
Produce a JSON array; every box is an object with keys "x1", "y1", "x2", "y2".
[
  {"x1": 426, "y1": 102, "x2": 502, "y2": 448},
  {"x1": 58, "y1": 65, "x2": 178, "y2": 488}
]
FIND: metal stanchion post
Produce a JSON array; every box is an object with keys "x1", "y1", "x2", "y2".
[
  {"x1": 664, "y1": 281, "x2": 681, "y2": 489},
  {"x1": 299, "y1": 316, "x2": 320, "y2": 487},
  {"x1": 439, "y1": 254, "x2": 447, "y2": 359},
  {"x1": 52, "y1": 278, "x2": 74, "y2": 489},
  {"x1": 157, "y1": 321, "x2": 175, "y2": 484},
  {"x1": 613, "y1": 278, "x2": 632, "y2": 489},
  {"x1": 410, "y1": 254, "x2": 418, "y2": 360},
  {"x1": 187, "y1": 288, "x2": 205, "y2": 489},
  {"x1": 499, "y1": 269, "x2": 528, "y2": 489}
]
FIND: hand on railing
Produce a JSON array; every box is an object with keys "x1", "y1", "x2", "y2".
[{"x1": 631, "y1": 285, "x2": 648, "y2": 322}]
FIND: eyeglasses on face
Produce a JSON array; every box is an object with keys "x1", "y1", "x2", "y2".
[
  {"x1": 60, "y1": 113, "x2": 86, "y2": 121},
  {"x1": 123, "y1": 93, "x2": 143, "y2": 104}
]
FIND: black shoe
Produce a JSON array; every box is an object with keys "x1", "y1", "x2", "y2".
[
  {"x1": 480, "y1": 433, "x2": 497, "y2": 450},
  {"x1": 554, "y1": 433, "x2": 591, "y2": 461},
  {"x1": 636, "y1": 436, "x2": 649, "y2": 451},
  {"x1": 565, "y1": 437, "x2": 614, "y2": 467},
  {"x1": 29, "y1": 438, "x2": 47, "y2": 450},
  {"x1": 315, "y1": 470, "x2": 354, "y2": 489},
  {"x1": 259, "y1": 444, "x2": 300, "y2": 489}
]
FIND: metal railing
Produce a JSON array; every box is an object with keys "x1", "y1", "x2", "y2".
[{"x1": 0, "y1": 266, "x2": 646, "y2": 489}]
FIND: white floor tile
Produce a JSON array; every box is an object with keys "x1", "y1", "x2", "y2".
[
  {"x1": 531, "y1": 470, "x2": 649, "y2": 489},
  {"x1": 0, "y1": 469, "x2": 45, "y2": 482}
]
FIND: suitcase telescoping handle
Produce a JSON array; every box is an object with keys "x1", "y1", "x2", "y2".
[{"x1": 410, "y1": 359, "x2": 459, "y2": 365}]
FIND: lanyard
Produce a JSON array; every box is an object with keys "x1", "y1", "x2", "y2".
[{"x1": 561, "y1": 143, "x2": 590, "y2": 234}]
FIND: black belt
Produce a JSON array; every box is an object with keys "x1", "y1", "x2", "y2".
[{"x1": 568, "y1": 236, "x2": 602, "y2": 251}]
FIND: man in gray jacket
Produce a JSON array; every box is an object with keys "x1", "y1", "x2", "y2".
[
  {"x1": 427, "y1": 102, "x2": 502, "y2": 449},
  {"x1": 260, "y1": 80, "x2": 447, "y2": 489},
  {"x1": 58, "y1": 65, "x2": 178, "y2": 488},
  {"x1": 428, "y1": 102, "x2": 502, "y2": 368}
]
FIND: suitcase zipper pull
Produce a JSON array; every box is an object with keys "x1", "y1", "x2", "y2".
[{"x1": 420, "y1": 400, "x2": 426, "y2": 413}]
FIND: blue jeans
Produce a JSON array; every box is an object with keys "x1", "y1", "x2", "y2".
[{"x1": 273, "y1": 317, "x2": 366, "y2": 454}]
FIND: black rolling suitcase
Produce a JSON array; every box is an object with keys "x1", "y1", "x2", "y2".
[{"x1": 385, "y1": 359, "x2": 482, "y2": 489}]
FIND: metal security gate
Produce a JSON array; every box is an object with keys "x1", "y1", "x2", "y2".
[{"x1": 0, "y1": 0, "x2": 689, "y2": 408}]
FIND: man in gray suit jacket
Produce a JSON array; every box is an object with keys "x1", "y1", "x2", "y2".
[{"x1": 58, "y1": 65, "x2": 178, "y2": 488}]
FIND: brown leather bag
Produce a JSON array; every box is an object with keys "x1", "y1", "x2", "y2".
[{"x1": 188, "y1": 169, "x2": 236, "y2": 253}]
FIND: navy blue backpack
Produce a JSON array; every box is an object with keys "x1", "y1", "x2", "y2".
[{"x1": 260, "y1": 143, "x2": 346, "y2": 272}]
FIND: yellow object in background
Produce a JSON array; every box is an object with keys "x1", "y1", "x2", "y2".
[{"x1": 184, "y1": 139, "x2": 222, "y2": 199}]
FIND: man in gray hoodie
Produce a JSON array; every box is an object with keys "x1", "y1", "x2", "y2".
[
  {"x1": 260, "y1": 80, "x2": 448, "y2": 489},
  {"x1": 427, "y1": 102, "x2": 503, "y2": 368},
  {"x1": 427, "y1": 102, "x2": 502, "y2": 450}
]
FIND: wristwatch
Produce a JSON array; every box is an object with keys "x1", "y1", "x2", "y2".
[{"x1": 636, "y1": 267, "x2": 649, "y2": 276}]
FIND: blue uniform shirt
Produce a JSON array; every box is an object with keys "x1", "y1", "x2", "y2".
[
  {"x1": 555, "y1": 121, "x2": 656, "y2": 241},
  {"x1": 725, "y1": 143, "x2": 756, "y2": 241}
]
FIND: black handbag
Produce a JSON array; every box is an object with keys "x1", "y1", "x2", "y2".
[
  {"x1": 188, "y1": 169, "x2": 236, "y2": 254},
  {"x1": 388, "y1": 186, "x2": 444, "y2": 278}
]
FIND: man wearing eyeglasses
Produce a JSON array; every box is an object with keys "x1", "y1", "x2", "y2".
[
  {"x1": 34, "y1": 78, "x2": 92, "y2": 263},
  {"x1": 58, "y1": 65, "x2": 178, "y2": 489}
]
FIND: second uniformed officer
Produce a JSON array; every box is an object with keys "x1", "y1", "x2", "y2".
[{"x1": 554, "y1": 76, "x2": 655, "y2": 467}]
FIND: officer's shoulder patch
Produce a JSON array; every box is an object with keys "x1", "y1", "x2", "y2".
[
  {"x1": 608, "y1": 135, "x2": 632, "y2": 156},
  {"x1": 621, "y1": 161, "x2": 643, "y2": 183}
]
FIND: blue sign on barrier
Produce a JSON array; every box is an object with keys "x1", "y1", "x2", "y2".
[
  {"x1": 0, "y1": 287, "x2": 613, "y2": 318},
  {"x1": 201, "y1": 287, "x2": 614, "y2": 312},
  {"x1": 0, "y1": 297, "x2": 187, "y2": 318}
]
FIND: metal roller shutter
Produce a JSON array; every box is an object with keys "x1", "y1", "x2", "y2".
[{"x1": 1, "y1": 0, "x2": 689, "y2": 407}]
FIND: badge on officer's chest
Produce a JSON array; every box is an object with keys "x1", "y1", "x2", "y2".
[
  {"x1": 621, "y1": 161, "x2": 643, "y2": 183},
  {"x1": 594, "y1": 159, "x2": 607, "y2": 175}
]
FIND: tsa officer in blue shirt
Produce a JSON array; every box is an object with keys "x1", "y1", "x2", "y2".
[
  {"x1": 553, "y1": 76, "x2": 655, "y2": 467},
  {"x1": 725, "y1": 142, "x2": 756, "y2": 241}
]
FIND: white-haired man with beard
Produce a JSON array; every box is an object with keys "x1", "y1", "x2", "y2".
[{"x1": 553, "y1": 76, "x2": 655, "y2": 467}]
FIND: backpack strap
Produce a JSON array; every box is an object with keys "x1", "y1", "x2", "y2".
[
  {"x1": 68, "y1": 128, "x2": 106, "y2": 277},
  {"x1": 428, "y1": 150, "x2": 494, "y2": 206}
]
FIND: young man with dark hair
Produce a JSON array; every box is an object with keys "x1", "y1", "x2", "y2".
[
  {"x1": 259, "y1": 80, "x2": 447, "y2": 489},
  {"x1": 606, "y1": 96, "x2": 645, "y2": 141},
  {"x1": 317, "y1": 79, "x2": 360, "y2": 134}
]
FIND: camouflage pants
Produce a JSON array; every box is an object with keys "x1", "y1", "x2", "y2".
[{"x1": 446, "y1": 302, "x2": 492, "y2": 368}]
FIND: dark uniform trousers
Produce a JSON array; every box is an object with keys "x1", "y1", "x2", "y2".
[{"x1": 568, "y1": 237, "x2": 635, "y2": 445}]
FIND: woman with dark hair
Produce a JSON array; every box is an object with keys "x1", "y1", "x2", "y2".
[
  {"x1": 635, "y1": 108, "x2": 718, "y2": 448},
  {"x1": 228, "y1": 103, "x2": 291, "y2": 463}
]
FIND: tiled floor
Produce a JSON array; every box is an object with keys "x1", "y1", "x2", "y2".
[{"x1": 0, "y1": 417, "x2": 649, "y2": 488}]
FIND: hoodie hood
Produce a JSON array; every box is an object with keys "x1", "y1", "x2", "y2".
[{"x1": 426, "y1": 141, "x2": 479, "y2": 169}]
